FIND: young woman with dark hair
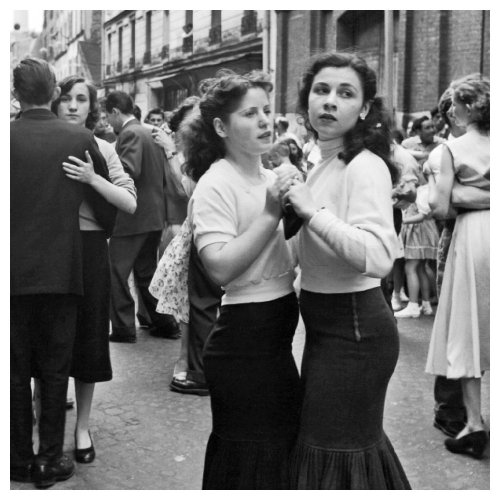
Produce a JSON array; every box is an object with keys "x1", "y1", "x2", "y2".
[
  {"x1": 183, "y1": 71, "x2": 301, "y2": 489},
  {"x1": 278, "y1": 52, "x2": 410, "y2": 489},
  {"x1": 426, "y1": 74, "x2": 490, "y2": 459},
  {"x1": 46, "y1": 76, "x2": 136, "y2": 464}
]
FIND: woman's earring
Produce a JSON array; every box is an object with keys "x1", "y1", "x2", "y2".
[{"x1": 359, "y1": 112, "x2": 366, "y2": 121}]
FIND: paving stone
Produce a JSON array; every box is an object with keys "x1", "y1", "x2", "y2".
[{"x1": 11, "y1": 315, "x2": 489, "y2": 490}]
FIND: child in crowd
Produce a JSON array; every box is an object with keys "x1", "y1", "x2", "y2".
[{"x1": 395, "y1": 173, "x2": 439, "y2": 318}]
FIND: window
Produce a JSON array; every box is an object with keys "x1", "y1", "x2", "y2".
[
  {"x1": 209, "y1": 10, "x2": 222, "y2": 45},
  {"x1": 117, "y1": 27, "x2": 123, "y2": 71},
  {"x1": 337, "y1": 10, "x2": 384, "y2": 52},
  {"x1": 162, "y1": 11, "x2": 170, "y2": 58},
  {"x1": 182, "y1": 10, "x2": 193, "y2": 53},
  {"x1": 106, "y1": 33, "x2": 112, "y2": 75},
  {"x1": 185, "y1": 10, "x2": 193, "y2": 30},
  {"x1": 130, "y1": 17, "x2": 136, "y2": 67},
  {"x1": 144, "y1": 11, "x2": 152, "y2": 64},
  {"x1": 241, "y1": 10, "x2": 257, "y2": 35},
  {"x1": 310, "y1": 11, "x2": 329, "y2": 54}
]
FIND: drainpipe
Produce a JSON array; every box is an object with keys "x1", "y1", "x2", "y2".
[
  {"x1": 384, "y1": 10, "x2": 394, "y2": 119},
  {"x1": 263, "y1": 10, "x2": 271, "y2": 74},
  {"x1": 480, "y1": 10, "x2": 485, "y2": 75}
]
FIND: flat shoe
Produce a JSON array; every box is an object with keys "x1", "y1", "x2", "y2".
[
  {"x1": 75, "y1": 431, "x2": 96, "y2": 464},
  {"x1": 444, "y1": 430, "x2": 488, "y2": 459}
]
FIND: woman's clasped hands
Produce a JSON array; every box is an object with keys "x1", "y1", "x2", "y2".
[{"x1": 274, "y1": 164, "x2": 317, "y2": 221}]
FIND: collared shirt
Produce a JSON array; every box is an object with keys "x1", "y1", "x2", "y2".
[{"x1": 121, "y1": 116, "x2": 135, "y2": 129}]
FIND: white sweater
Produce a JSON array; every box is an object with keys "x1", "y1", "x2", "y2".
[
  {"x1": 79, "y1": 137, "x2": 136, "y2": 231},
  {"x1": 191, "y1": 159, "x2": 295, "y2": 305},
  {"x1": 297, "y1": 139, "x2": 398, "y2": 293}
]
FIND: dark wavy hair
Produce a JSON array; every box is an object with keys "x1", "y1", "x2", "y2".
[
  {"x1": 183, "y1": 70, "x2": 273, "y2": 182},
  {"x1": 278, "y1": 137, "x2": 303, "y2": 169},
  {"x1": 51, "y1": 75, "x2": 100, "y2": 130},
  {"x1": 450, "y1": 73, "x2": 489, "y2": 133},
  {"x1": 168, "y1": 96, "x2": 201, "y2": 132},
  {"x1": 297, "y1": 52, "x2": 397, "y2": 183},
  {"x1": 438, "y1": 88, "x2": 454, "y2": 127}
]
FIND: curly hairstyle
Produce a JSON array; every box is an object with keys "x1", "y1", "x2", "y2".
[
  {"x1": 438, "y1": 88, "x2": 454, "y2": 127},
  {"x1": 183, "y1": 69, "x2": 273, "y2": 182},
  {"x1": 450, "y1": 73, "x2": 489, "y2": 133},
  {"x1": 51, "y1": 75, "x2": 100, "y2": 130},
  {"x1": 168, "y1": 96, "x2": 201, "y2": 132},
  {"x1": 297, "y1": 52, "x2": 397, "y2": 183}
]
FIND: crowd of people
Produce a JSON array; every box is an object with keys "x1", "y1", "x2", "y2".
[{"x1": 10, "y1": 52, "x2": 489, "y2": 490}]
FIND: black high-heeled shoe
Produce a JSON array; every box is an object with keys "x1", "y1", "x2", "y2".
[
  {"x1": 75, "y1": 431, "x2": 96, "y2": 464},
  {"x1": 444, "y1": 430, "x2": 488, "y2": 459}
]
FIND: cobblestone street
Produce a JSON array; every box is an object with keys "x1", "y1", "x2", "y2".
[{"x1": 11, "y1": 315, "x2": 489, "y2": 490}]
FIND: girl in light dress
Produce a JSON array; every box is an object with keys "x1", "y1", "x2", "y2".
[
  {"x1": 394, "y1": 174, "x2": 439, "y2": 319},
  {"x1": 426, "y1": 74, "x2": 490, "y2": 459}
]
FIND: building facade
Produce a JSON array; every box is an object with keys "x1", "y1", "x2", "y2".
[
  {"x1": 10, "y1": 12, "x2": 39, "y2": 116},
  {"x1": 274, "y1": 10, "x2": 490, "y2": 129},
  {"x1": 34, "y1": 10, "x2": 103, "y2": 85},
  {"x1": 101, "y1": 10, "x2": 267, "y2": 114}
]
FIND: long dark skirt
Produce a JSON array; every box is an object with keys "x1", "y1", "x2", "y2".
[
  {"x1": 290, "y1": 287, "x2": 411, "y2": 490},
  {"x1": 202, "y1": 292, "x2": 301, "y2": 490},
  {"x1": 70, "y1": 231, "x2": 112, "y2": 383}
]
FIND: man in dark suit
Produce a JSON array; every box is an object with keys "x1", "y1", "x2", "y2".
[
  {"x1": 105, "y1": 91, "x2": 179, "y2": 343},
  {"x1": 11, "y1": 58, "x2": 114, "y2": 488}
]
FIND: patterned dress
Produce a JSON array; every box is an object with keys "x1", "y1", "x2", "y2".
[{"x1": 149, "y1": 217, "x2": 192, "y2": 323}]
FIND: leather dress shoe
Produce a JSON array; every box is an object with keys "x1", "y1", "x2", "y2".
[
  {"x1": 149, "y1": 326, "x2": 181, "y2": 339},
  {"x1": 75, "y1": 431, "x2": 96, "y2": 464},
  {"x1": 444, "y1": 430, "x2": 488, "y2": 459},
  {"x1": 109, "y1": 333, "x2": 137, "y2": 343},
  {"x1": 433, "y1": 418, "x2": 465, "y2": 438},
  {"x1": 32, "y1": 454, "x2": 75, "y2": 489},
  {"x1": 170, "y1": 377, "x2": 209, "y2": 396},
  {"x1": 11, "y1": 463, "x2": 33, "y2": 483}
]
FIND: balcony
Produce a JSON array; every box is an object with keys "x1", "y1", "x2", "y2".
[
  {"x1": 169, "y1": 21, "x2": 262, "y2": 61},
  {"x1": 208, "y1": 25, "x2": 221, "y2": 45}
]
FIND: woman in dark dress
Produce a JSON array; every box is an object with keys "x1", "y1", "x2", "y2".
[
  {"x1": 279, "y1": 52, "x2": 411, "y2": 489},
  {"x1": 54, "y1": 77, "x2": 136, "y2": 463},
  {"x1": 183, "y1": 71, "x2": 301, "y2": 489}
]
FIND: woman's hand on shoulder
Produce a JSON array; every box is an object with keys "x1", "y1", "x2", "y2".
[{"x1": 62, "y1": 150, "x2": 97, "y2": 185}]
